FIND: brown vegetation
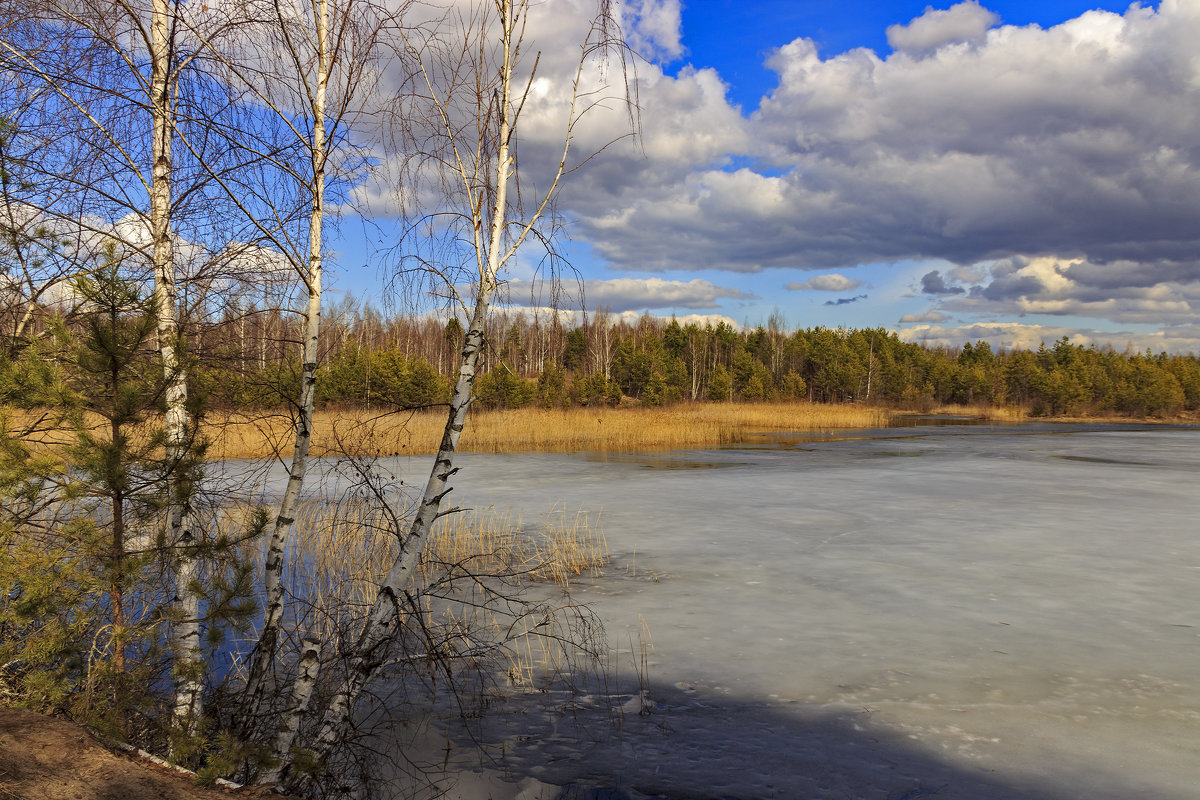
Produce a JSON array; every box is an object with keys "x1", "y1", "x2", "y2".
[
  {"x1": 203, "y1": 402, "x2": 893, "y2": 459},
  {"x1": 20, "y1": 400, "x2": 1187, "y2": 465},
  {"x1": 927, "y1": 404, "x2": 1029, "y2": 422},
  {"x1": 292, "y1": 499, "x2": 609, "y2": 605}
]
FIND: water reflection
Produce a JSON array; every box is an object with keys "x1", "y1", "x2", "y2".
[
  {"x1": 732, "y1": 415, "x2": 1197, "y2": 450},
  {"x1": 886, "y1": 413, "x2": 995, "y2": 427}
]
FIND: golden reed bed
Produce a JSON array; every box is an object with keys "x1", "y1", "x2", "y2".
[
  {"x1": 12, "y1": 402, "x2": 1048, "y2": 461},
  {"x1": 205, "y1": 402, "x2": 899, "y2": 460}
]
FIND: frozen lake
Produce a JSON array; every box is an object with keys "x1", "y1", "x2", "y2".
[{"x1": 261, "y1": 421, "x2": 1200, "y2": 799}]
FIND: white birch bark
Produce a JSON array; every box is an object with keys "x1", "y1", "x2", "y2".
[
  {"x1": 259, "y1": 637, "x2": 322, "y2": 788},
  {"x1": 148, "y1": 0, "x2": 203, "y2": 735},
  {"x1": 296, "y1": 278, "x2": 497, "y2": 782},
  {"x1": 242, "y1": 0, "x2": 329, "y2": 716},
  {"x1": 281, "y1": 7, "x2": 514, "y2": 786},
  {"x1": 284, "y1": 1, "x2": 593, "y2": 784},
  {"x1": 264, "y1": 1, "x2": 628, "y2": 786}
]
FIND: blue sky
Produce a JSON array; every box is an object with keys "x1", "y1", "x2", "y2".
[
  {"x1": 336, "y1": 0, "x2": 1200, "y2": 354},
  {"x1": 675, "y1": 1, "x2": 1144, "y2": 109}
]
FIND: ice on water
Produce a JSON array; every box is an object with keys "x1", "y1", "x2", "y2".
[{"x1": 258, "y1": 423, "x2": 1200, "y2": 799}]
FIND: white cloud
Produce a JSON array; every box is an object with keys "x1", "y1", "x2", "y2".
[
  {"x1": 609, "y1": 310, "x2": 739, "y2": 328},
  {"x1": 563, "y1": 1, "x2": 1200, "y2": 335},
  {"x1": 785, "y1": 273, "x2": 862, "y2": 291},
  {"x1": 948, "y1": 264, "x2": 988, "y2": 283},
  {"x1": 217, "y1": 241, "x2": 296, "y2": 282},
  {"x1": 352, "y1": 0, "x2": 746, "y2": 230},
  {"x1": 486, "y1": 304, "x2": 739, "y2": 331},
  {"x1": 886, "y1": 1, "x2": 999, "y2": 54},
  {"x1": 620, "y1": 4, "x2": 1200, "y2": 353},
  {"x1": 345, "y1": 1, "x2": 1200, "y2": 343},
  {"x1": 899, "y1": 310, "x2": 951, "y2": 323},
  {"x1": 897, "y1": 321, "x2": 1200, "y2": 355},
  {"x1": 622, "y1": 0, "x2": 684, "y2": 61},
  {"x1": 500, "y1": 276, "x2": 754, "y2": 313},
  {"x1": 921, "y1": 255, "x2": 1200, "y2": 326}
]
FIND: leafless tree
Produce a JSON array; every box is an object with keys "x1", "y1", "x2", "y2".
[
  {"x1": 3, "y1": 0, "x2": 633, "y2": 789},
  {"x1": 260, "y1": 0, "x2": 634, "y2": 791},
  {"x1": 180, "y1": 0, "x2": 405, "y2": 748}
]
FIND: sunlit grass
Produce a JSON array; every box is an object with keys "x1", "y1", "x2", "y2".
[
  {"x1": 282, "y1": 498, "x2": 610, "y2": 669},
  {"x1": 204, "y1": 402, "x2": 892, "y2": 459},
  {"x1": 294, "y1": 499, "x2": 608, "y2": 593},
  {"x1": 19, "y1": 400, "x2": 1192, "y2": 463},
  {"x1": 208, "y1": 493, "x2": 609, "y2": 693},
  {"x1": 930, "y1": 404, "x2": 1029, "y2": 422}
]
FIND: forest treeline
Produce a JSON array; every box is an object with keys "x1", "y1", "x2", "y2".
[{"x1": 190, "y1": 299, "x2": 1200, "y2": 417}]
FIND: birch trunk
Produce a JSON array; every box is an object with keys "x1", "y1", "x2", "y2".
[
  {"x1": 275, "y1": 0, "x2": 627, "y2": 785},
  {"x1": 282, "y1": 6, "x2": 519, "y2": 787},
  {"x1": 293, "y1": 281, "x2": 498, "y2": 789},
  {"x1": 242, "y1": 0, "x2": 329, "y2": 720},
  {"x1": 148, "y1": 0, "x2": 202, "y2": 736},
  {"x1": 259, "y1": 637, "x2": 322, "y2": 788}
]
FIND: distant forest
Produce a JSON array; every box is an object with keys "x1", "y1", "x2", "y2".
[{"x1": 174, "y1": 299, "x2": 1200, "y2": 418}]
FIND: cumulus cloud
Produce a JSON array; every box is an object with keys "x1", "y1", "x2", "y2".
[
  {"x1": 579, "y1": 276, "x2": 755, "y2": 311},
  {"x1": 487, "y1": 304, "x2": 739, "y2": 330},
  {"x1": 623, "y1": 0, "x2": 684, "y2": 61},
  {"x1": 923, "y1": 255, "x2": 1200, "y2": 326},
  {"x1": 348, "y1": 1, "x2": 1200, "y2": 344},
  {"x1": 886, "y1": 1, "x2": 999, "y2": 54},
  {"x1": 570, "y1": 1, "x2": 1200, "y2": 322},
  {"x1": 897, "y1": 321, "x2": 1200, "y2": 354},
  {"x1": 353, "y1": 0, "x2": 745, "y2": 225},
  {"x1": 786, "y1": 273, "x2": 862, "y2": 291},
  {"x1": 948, "y1": 264, "x2": 988, "y2": 283},
  {"x1": 500, "y1": 276, "x2": 754, "y2": 314},
  {"x1": 899, "y1": 310, "x2": 951, "y2": 323},
  {"x1": 609, "y1": 310, "x2": 739, "y2": 328}
]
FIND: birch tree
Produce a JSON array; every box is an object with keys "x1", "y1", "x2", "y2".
[
  {"x1": 0, "y1": 0, "x2": 258, "y2": 739},
  {"x1": 171, "y1": 0, "x2": 404, "y2": 748},
  {"x1": 142, "y1": 0, "x2": 207, "y2": 736},
  {"x1": 267, "y1": 0, "x2": 632, "y2": 790}
]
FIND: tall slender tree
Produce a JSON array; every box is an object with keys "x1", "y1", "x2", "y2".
[
  {"x1": 186, "y1": 0, "x2": 403, "y2": 741},
  {"x1": 270, "y1": 1, "x2": 633, "y2": 789}
]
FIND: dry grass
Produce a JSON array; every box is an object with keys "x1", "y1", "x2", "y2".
[
  {"x1": 213, "y1": 497, "x2": 608, "y2": 644},
  {"x1": 278, "y1": 498, "x2": 609, "y2": 686},
  {"x1": 33, "y1": 399, "x2": 1188, "y2": 463},
  {"x1": 931, "y1": 404, "x2": 1200, "y2": 424},
  {"x1": 292, "y1": 499, "x2": 608, "y2": 596},
  {"x1": 203, "y1": 402, "x2": 892, "y2": 459},
  {"x1": 929, "y1": 404, "x2": 1030, "y2": 422}
]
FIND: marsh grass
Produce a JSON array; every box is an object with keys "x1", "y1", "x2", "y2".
[
  {"x1": 39, "y1": 401, "x2": 1186, "y2": 463},
  {"x1": 204, "y1": 402, "x2": 893, "y2": 459},
  {"x1": 202, "y1": 496, "x2": 612, "y2": 704},
  {"x1": 930, "y1": 404, "x2": 1029, "y2": 422},
  {"x1": 292, "y1": 500, "x2": 608, "y2": 589},
  {"x1": 274, "y1": 499, "x2": 609, "y2": 651}
]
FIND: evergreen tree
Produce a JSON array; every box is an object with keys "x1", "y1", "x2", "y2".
[
  {"x1": 0, "y1": 263, "x2": 256, "y2": 739},
  {"x1": 1, "y1": 263, "x2": 177, "y2": 732}
]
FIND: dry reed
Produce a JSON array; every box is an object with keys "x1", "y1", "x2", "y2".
[
  {"x1": 203, "y1": 402, "x2": 892, "y2": 460},
  {"x1": 292, "y1": 499, "x2": 608, "y2": 597},
  {"x1": 929, "y1": 404, "x2": 1029, "y2": 422},
  {"x1": 281, "y1": 498, "x2": 609, "y2": 685}
]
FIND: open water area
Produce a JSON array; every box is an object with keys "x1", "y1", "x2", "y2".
[{"x1": 242, "y1": 421, "x2": 1200, "y2": 799}]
